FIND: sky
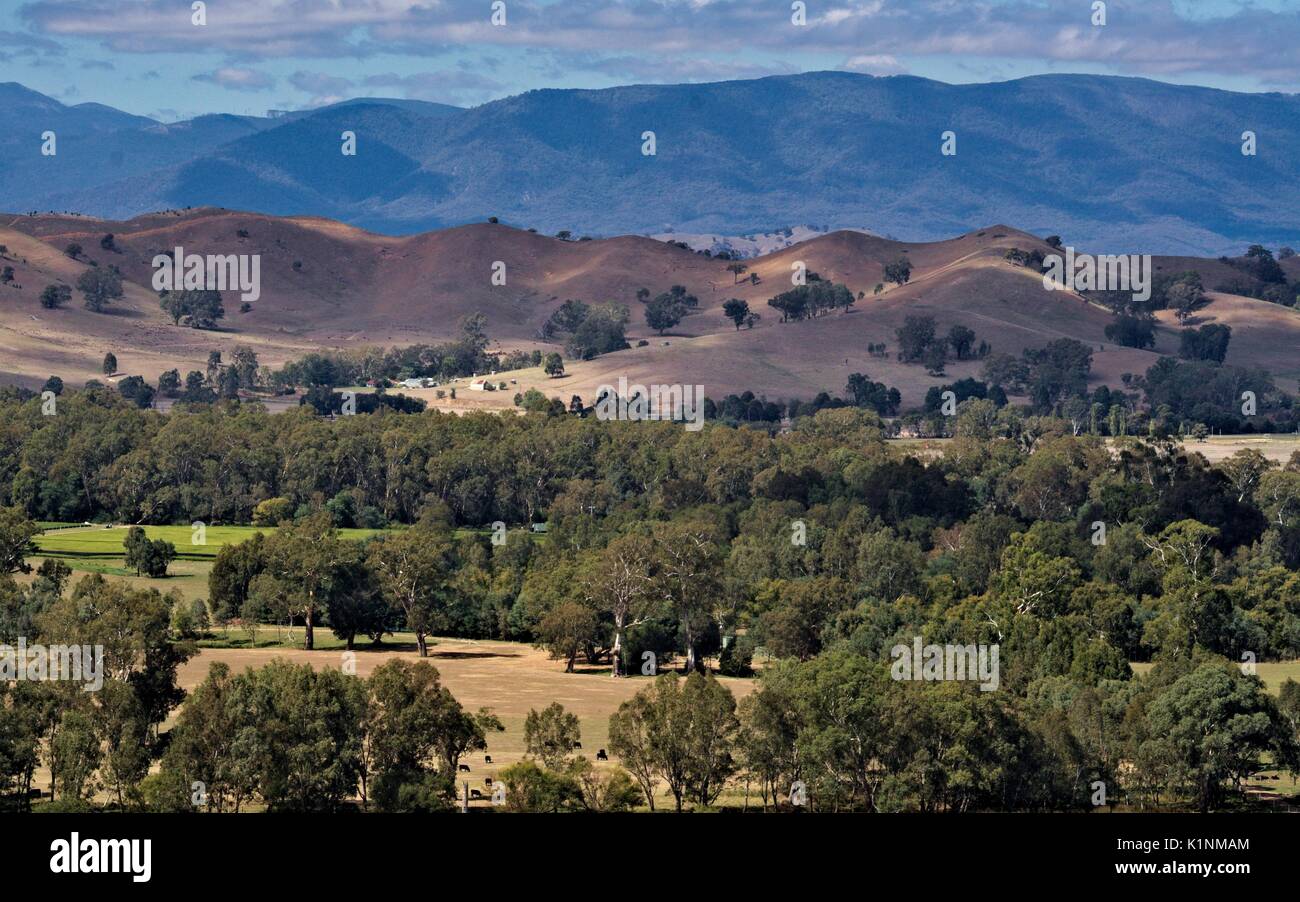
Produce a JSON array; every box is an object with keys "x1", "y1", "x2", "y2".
[{"x1": 3, "y1": 0, "x2": 1300, "y2": 121}]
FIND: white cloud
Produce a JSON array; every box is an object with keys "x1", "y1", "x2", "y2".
[
  {"x1": 192, "y1": 67, "x2": 275, "y2": 92},
  {"x1": 19, "y1": 0, "x2": 1300, "y2": 88},
  {"x1": 842, "y1": 54, "x2": 907, "y2": 76}
]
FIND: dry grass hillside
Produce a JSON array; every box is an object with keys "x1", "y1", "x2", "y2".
[{"x1": 2, "y1": 209, "x2": 1298, "y2": 407}]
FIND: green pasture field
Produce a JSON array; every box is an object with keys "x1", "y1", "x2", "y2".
[
  {"x1": 25, "y1": 524, "x2": 390, "y2": 602},
  {"x1": 24, "y1": 523, "x2": 533, "y2": 602},
  {"x1": 1130, "y1": 659, "x2": 1300, "y2": 694},
  {"x1": 32, "y1": 524, "x2": 391, "y2": 560}
]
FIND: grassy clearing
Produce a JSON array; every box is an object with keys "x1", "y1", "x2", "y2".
[
  {"x1": 24, "y1": 523, "x2": 533, "y2": 604},
  {"x1": 892, "y1": 434, "x2": 1300, "y2": 464},
  {"x1": 178, "y1": 643, "x2": 1300, "y2": 810},
  {"x1": 1129, "y1": 659, "x2": 1300, "y2": 694},
  {"x1": 179, "y1": 638, "x2": 757, "y2": 811},
  {"x1": 1174, "y1": 434, "x2": 1300, "y2": 464},
  {"x1": 32, "y1": 524, "x2": 391, "y2": 560},
  {"x1": 26, "y1": 524, "x2": 391, "y2": 603}
]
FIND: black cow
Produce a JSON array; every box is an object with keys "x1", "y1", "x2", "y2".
[{"x1": 596, "y1": 749, "x2": 609, "y2": 761}]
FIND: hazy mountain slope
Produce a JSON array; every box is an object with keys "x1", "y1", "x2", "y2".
[{"x1": 4, "y1": 74, "x2": 1299, "y2": 254}]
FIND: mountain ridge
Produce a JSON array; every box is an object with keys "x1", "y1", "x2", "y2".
[{"x1": 3, "y1": 73, "x2": 1299, "y2": 254}]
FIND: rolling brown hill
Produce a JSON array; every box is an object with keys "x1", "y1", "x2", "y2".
[{"x1": 1, "y1": 208, "x2": 1297, "y2": 409}]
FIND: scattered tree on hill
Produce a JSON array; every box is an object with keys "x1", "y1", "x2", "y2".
[
  {"x1": 923, "y1": 341, "x2": 949, "y2": 376},
  {"x1": 40, "y1": 284, "x2": 70, "y2": 309},
  {"x1": 102, "y1": 353, "x2": 117, "y2": 376},
  {"x1": 545, "y1": 299, "x2": 590, "y2": 337},
  {"x1": 645, "y1": 292, "x2": 687, "y2": 334},
  {"x1": 883, "y1": 258, "x2": 912, "y2": 285},
  {"x1": 543, "y1": 352, "x2": 565, "y2": 377},
  {"x1": 1241, "y1": 245, "x2": 1288, "y2": 284},
  {"x1": 896, "y1": 314, "x2": 937, "y2": 363},
  {"x1": 766, "y1": 282, "x2": 853, "y2": 322},
  {"x1": 565, "y1": 304, "x2": 630, "y2": 360},
  {"x1": 1179, "y1": 324, "x2": 1232, "y2": 363},
  {"x1": 947, "y1": 324, "x2": 977, "y2": 360},
  {"x1": 78, "y1": 266, "x2": 123, "y2": 312},
  {"x1": 662, "y1": 285, "x2": 698, "y2": 309},
  {"x1": 726, "y1": 262, "x2": 748, "y2": 284},
  {"x1": 1105, "y1": 313, "x2": 1157, "y2": 349},
  {"x1": 845, "y1": 373, "x2": 901, "y2": 415},
  {"x1": 159, "y1": 289, "x2": 225, "y2": 329},
  {"x1": 722, "y1": 298, "x2": 750, "y2": 330},
  {"x1": 1168, "y1": 279, "x2": 1209, "y2": 324}
]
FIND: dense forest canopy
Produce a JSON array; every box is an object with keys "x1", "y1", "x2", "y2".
[{"x1": 1, "y1": 386, "x2": 1299, "y2": 813}]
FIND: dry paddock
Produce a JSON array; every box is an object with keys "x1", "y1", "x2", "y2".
[{"x1": 174, "y1": 638, "x2": 759, "y2": 809}]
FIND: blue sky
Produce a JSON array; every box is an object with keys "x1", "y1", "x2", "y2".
[{"x1": 4, "y1": 0, "x2": 1300, "y2": 121}]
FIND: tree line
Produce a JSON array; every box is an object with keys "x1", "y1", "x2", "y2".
[{"x1": 3, "y1": 386, "x2": 1300, "y2": 809}]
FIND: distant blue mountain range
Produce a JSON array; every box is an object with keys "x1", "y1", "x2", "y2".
[{"x1": 3, "y1": 72, "x2": 1298, "y2": 255}]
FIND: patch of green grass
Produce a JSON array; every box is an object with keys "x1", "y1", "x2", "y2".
[
  {"x1": 25, "y1": 523, "x2": 540, "y2": 604},
  {"x1": 33, "y1": 524, "x2": 392, "y2": 560},
  {"x1": 1130, "y1": 660, "x2": 1300, "y2": 694}
]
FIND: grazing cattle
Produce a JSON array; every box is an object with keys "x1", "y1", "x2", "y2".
[
  {"x1": 485, "y1": 777, "x2": 493, "y2": 785},
  {"x1": 458, "y1": 763, "x2": 471, "y2": 772},
  {"x1": 470, "y1": 789, "x2": 483, "y2": 799},
  {"x1": 573, "y1": 742, "x2": 582, "y2": 749},
  {"x1": 596, "y1": 749, "x2": 608, "y2": 761},
  {"x1": 484, "y1": 755, "x2": 493, "y2": 764}
]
